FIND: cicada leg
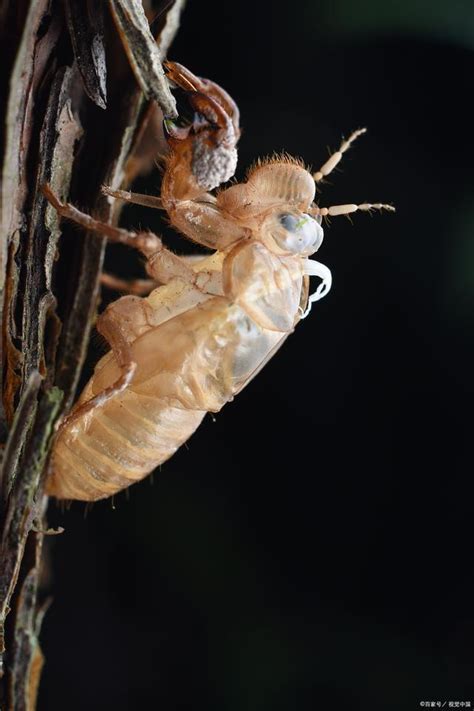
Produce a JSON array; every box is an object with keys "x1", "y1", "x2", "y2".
[
  {"x1": 42, "y1": 184, "x2": 161, "y2": 258},
  {"x1": 43, "y1": 184, "x2": 205, "y2": 284},
  {"x1": 43, "y1": 184, "x2": 227, "y2": 296},
  {"x1": 58, "y1": 307, "x2": 137, "y2": 434},
  {"x1": 100, "y1": 273, "x2": 157, "y2": 295}
]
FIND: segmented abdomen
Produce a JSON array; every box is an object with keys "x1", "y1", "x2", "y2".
[
  {"x1": 49, "y1": 386, "x2": 206, "y2": 501},
  {"x1": 48, "y1": 297, "x2": 240, "y2": 501}
]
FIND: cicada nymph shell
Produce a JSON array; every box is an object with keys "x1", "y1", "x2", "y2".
[{"x1": 45, "y1": 62, "x2": 393, "y2": 501}]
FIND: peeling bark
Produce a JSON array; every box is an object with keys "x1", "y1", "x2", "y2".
[{"x1": 0, "y1": 1, "x2": 185, "y2": 706}]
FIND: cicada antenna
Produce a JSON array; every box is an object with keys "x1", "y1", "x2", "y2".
[{"x1": 312, "y1": 128, "x2": 367, "y2": 184}]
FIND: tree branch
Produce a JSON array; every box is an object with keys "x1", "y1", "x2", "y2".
[{"x1": 0, "y1": 1, "x2": 185, "y2": 706}]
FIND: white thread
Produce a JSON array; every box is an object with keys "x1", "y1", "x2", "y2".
[{"x1": 301, "y1": 259, "x2": 332, "y2": 318}]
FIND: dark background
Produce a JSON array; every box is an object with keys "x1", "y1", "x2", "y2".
[{"x1": 40, "y1": 1, "x2": 474, "y2": 709}]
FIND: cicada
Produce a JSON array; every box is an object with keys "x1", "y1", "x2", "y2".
[{"x1": 44, "y1": 62, "x2": 393, "y2": 500}]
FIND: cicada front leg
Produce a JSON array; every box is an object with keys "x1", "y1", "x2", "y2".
[
  {"x1": 163, "y1": 60, "x2": 240, "y2": 150},
  {"x1": 101, "y1": 62, "x2": 248, "y2": 251},
  {"x1": 160, "y1": 61, "x2": 249, "y2": 251}
]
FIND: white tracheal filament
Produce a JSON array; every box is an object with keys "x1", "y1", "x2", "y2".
[{"x1": 301, "y1": 259, "x2": 332, "y2": 318}]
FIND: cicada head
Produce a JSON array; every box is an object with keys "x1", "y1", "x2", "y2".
[{"x1": 217, "y1": 158, "x2": 323, "y2": 256}]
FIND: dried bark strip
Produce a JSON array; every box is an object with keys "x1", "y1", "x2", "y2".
[
  {"x1": 0, "y1": 0, "x2": 50, "y2": 291},
  {"x1": 64, "y1": 0, "x2": 108, "y2": 110},
  {"x1": 122, "y1": 0, "x2": 185, "y2": 182},
  {"x1": 0, "y1": 372, "x2": 42, "y2": 521},
  {"x1": 0, "y1": 386, "x2": 61, "y2": 660},
  {"x1": 22, "y1": 66, "x2": 82, "y2": 386},
  {"x1": 54, "y1": 0, "x2": 186, "y2": 404},
  {"x1": 9, "y1": 568, "x2": 47, "y2": 711},
  {"x1": 0, "y1": 0, "x2": 51, "y2": 436},
  {"x1": 150, "y1": 0, "x2": 187, "y2": 54},
  {"x1": 109, "y1": 0, "x2": 178, "y2": 118},
  {"x1": 1, "y1": 388, "x2": 61, "y2": 710}
]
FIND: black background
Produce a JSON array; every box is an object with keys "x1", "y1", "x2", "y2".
[{"x1": 40, "y1": 1, "x2": 474, "y2": 709}]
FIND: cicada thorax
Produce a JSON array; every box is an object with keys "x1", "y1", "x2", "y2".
[{"x1": 217, "y1": 159, "x2": 315, "y2": 221}]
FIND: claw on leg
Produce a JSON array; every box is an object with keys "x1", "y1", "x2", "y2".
[
  {"x1": 164, "y1": 60, "x2": 199, "y2": 91},
  {"x1": 164, "y1": 61, "x2": 240, "y2": 137},
  {"x1": 162, "y1": 61, "x2": 240, "y2": 196}
]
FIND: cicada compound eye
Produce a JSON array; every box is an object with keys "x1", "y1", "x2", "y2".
[{"x1": 274, "y1": 212, "x2": 324, "y2": 255}]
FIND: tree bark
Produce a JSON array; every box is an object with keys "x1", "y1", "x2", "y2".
[{"x1": 0, "y1": 1, "x2": 185, "y2": 707}]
